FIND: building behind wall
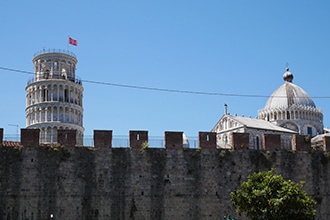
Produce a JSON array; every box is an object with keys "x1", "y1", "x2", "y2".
[
  {"x1": 25, "y1": 49, "x2": 84, "y2": 145},
  {"x1": 212, "y1": 68, "x2": 324, "y2": 149}
]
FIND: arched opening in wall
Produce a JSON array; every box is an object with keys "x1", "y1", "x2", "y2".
[
  {"x1": 64, "y1": 89, "x2": 68, "y2": 102},
  {"x1": 31, "y1": 108, "x2": 36, "y2": 124},
  {"x1": 47, "y1": 106, "x2": 52, "y2": 121},
  {"x1": 70, "y1": 87, "x2": 74, "y2": 103},
  {"x1": 74, "y1": 89, "x2": 77, "y2": 104},
  {"x1": 59, "y1": 107, "x2": 63, "y2": 121},
  {"x1": 44, "y1": 69, "x2": 49, "y2": 79},
  {"x1": 59, "y1": 85, "x2": 63, "y2": 101},
  {"x1": 65, "y1": 107, "x2": 69, "y2": 122},
  {"x1": 70, "y1": 108, "x2": 74, "y2": 123},
  {"x1": 274, "y1": 113, "x2": 277, "y2": 120},
  {"x1": 40, "y1": 127, "x2": 46, "y2": 143},
  {"x1": 41, "y1": 107, "x2": 45, "y2": 123},
  {"x1": 287, "y1": 111, "x2": 290, "y2": 120},
  {"x1": 53, "y1": 126, "x2": 58, "y2": 143},
  {"x1": 54, "y1": 61, "x2": 59, "y2": 73},
  {"x1": 46, "y1": 126, "x2": 52, "y2": 143},
  {"x1": 41, "y1": 86, "x2": 47, "y2": 102},
  {"x1": 53, "y1": 106, "x2": 58, "y2": 121},
  {"x1": 307, "y1": 126, "x2": 313, "y2": 136},
  {"x1": 52, "y1": 84, "x2": 57, "y2": 101},
  {"x1": 256, "y1": 136, "x2": 260, "y2": 150}
]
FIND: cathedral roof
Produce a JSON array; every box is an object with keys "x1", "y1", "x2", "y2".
[
  {"x1": 229, "y1": 115, "x2": 297, "y2": 133},
  {"x1": 263, "y1": 68, "x2": 316, "y2": 110}
]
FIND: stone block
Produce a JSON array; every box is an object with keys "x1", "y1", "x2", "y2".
[
  {"x1": 129, "y1": 130, "x2": 148, "y2": 149},
  {"x1": 58, "y1": 129, "x2": 76, "y2": 147},
  {"x1": 165, "y1": 131, "x2": 183, "y2": 149},
  {"x1": 198, "y1": 132, "x2": 216, "y2": 149},
  {"x1": 21, "y1": 128, "x2": 39, "y2": 147},
  {"x1": 262, "y1": 134, "x2": 281, "y2": 150},
  {"x1": 232, "y1": 133, "x2": 249, "y2": 149},
  {"x1": 94, "y1": 130, "x2": 112, "y2": 148}
]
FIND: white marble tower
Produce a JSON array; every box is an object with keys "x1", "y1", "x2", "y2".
[{"x1": 25, "y1": 49, "x2": 84, "y2": 145}]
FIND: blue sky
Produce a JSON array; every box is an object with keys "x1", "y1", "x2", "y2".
[{"x1": 1, "y1": 1, "x2": 330, "y2": 139}]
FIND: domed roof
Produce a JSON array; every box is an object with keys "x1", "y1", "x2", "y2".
[{"x1": 264, "y1": 68, "x2": 316, "y2": 110}]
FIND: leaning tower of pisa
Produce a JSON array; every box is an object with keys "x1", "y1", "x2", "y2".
[{"x1": 25, "y1": 49, "x2": 84, "y2": 145}]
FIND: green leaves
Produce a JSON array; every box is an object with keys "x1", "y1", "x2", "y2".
[{"x1": 231, "y1": 169, "x2": 316, "y2": 220}]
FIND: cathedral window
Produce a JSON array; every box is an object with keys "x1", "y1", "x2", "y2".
[{"x1": 307, "y1": 127, "x2": 312, "y2": 136}]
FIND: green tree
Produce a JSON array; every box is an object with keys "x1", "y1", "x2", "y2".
[{"x1": 231, "y1": 169, "x2": 316, "y2": 220}]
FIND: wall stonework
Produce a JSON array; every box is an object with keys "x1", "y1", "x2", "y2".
[{"x1": 0, "y1": 145, "x2": 329, "y2": 220}]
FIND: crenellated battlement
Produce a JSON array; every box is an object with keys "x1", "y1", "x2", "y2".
[
  {"x1": 2, "y1": 127, "x2": 330, "y2": 219},
  {"x1": 1, "y1": 128, "x2": 330, "y2": 151}
]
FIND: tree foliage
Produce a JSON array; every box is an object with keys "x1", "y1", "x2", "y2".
[{"x1": 231, "y1": 169, "x2": 316, "y2": 220}]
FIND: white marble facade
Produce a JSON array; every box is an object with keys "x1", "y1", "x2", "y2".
[{"x1": 25, "y1": 50, "x2": 84, "y2": 145}]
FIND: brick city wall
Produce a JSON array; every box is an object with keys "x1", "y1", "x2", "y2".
[{"x1": 1, "y1": 129, "x2": 330, "y2": 220}]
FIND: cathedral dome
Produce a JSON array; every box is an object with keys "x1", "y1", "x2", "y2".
[
  {"x1": 264, "y1": 68, "x2": 315, "y2": 110},
  {"x1": 258, "y1": 68, "x2": 323, "y2": 137}
]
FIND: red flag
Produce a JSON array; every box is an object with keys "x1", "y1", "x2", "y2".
[{"x1": 69, "y1": 37, "x2": 78, "y2": 46}]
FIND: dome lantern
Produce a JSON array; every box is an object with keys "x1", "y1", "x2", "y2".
[{"x1": 283, "y1": 67, "x2": 294, "y2": 82}]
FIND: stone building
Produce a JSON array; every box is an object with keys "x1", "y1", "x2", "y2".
[
  {"x1": 25, "y1": 49, "x2": 84, "y2": 145},
  {"x1": 212, "y1": 68, "x2": 324, "y2": 149}
]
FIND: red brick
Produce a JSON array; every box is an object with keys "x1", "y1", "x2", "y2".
[
  {"x1": 262, "y1": 134, "x2": 281, "y2": 150},
  {"x1": 21, "y1": 128, "x2": 39, "y2": 147},
  {"x1": 292, "y1": 135, "x2": 311, "y2": 151},
  {"x1": 94, "y1": 130, "x2": 112, "y2": 148},
  {"x1": 198, "y1": 132, "x2": 216, "y2": 149},
  {"x1": 232, "y1": 133, "x2": 249, "y2": 149},
  {"x1": 129, "y1": 130, "x2": 148, "y2": 149},
  {"x1": 165, "y1": 131, "x2": 183, "y2": 149}
]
